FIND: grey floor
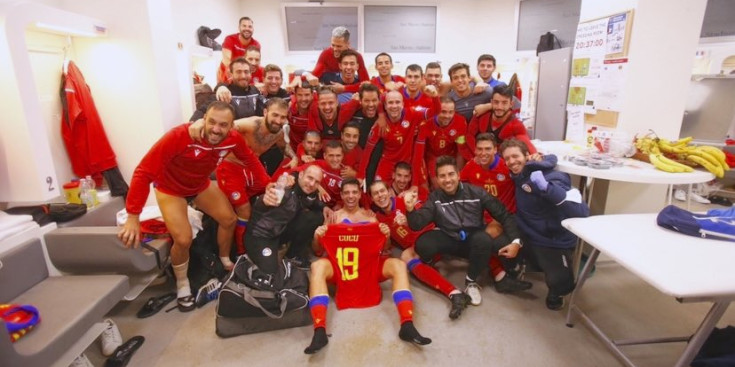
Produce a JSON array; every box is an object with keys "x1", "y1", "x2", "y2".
[{"x1": 83, "y1": 199, "x2": 735, "y2": 367}]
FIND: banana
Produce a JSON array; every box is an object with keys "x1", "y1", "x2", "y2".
[
  {"x1": 650, "y1": 153, "x2": 686, "y2": 173},
  {"x1": 670, "y1": 136, "x2": 693, "y2": 146},
  {"x1": 687, "y1": 154, "x2": 724, "y2": 178},
  {"x1": 697, "y1": 145, "x2": 729, "y2": 171},
  {"x1": 658, "y1": 139, "x2": 691, "y2": 154},
  {"x1": 688, "y1": 148, "x2": 722, "y2": 170},
  {"x1": 657, "y1": 154, "x2": 694, "y2": 172}
]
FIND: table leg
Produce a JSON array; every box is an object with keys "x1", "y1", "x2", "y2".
[
  {"x1": 566, "y1": 248, "x2": 600, "y2": 327},
  {"x1": 673, "y1": 301, "x2": 730, "y2": 367}
]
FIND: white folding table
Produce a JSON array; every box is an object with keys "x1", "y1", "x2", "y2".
[{"x1": 562, "y1": 214, "x2": 735, "y2": 367}]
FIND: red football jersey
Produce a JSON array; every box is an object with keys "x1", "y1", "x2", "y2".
[
  {"x1": 401, "y1": 88, "x2": 436, "y2": 115},
  {"x1": 375, "y1": 197, "x2": 434, "y2": 250},
  {"x1": 420, "y1": 114, "x2": 468, "y2": 158},
  {"x1": 287, "y1": 101, "x2": 310, "y2": 151},
  {"x1": 322, "y1": 223, "x2": 387, "y2": 310},
  {"x1": 370, "y1": 75, "x2": 406, "y2": 94},
  {"x1": 217, "y1": 34, "x2": 261, "y2": 83},
  {"x1": 342, "y1": 145, "x2": 362, "y2": 171},
  {"x1": 307, "y1": 99, "x2": 361, "y2": 143},
  {"x1": 460, "y1": 157, "x2": 516, "y2": 215}
]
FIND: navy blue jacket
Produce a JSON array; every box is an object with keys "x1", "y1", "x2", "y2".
[{"x1": 510, "y1": 154, "x2": 589, "y2": 249}]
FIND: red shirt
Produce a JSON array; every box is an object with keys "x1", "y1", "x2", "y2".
[
  {"x1": 342, "y1": 145, "x2": 362, "y2": 171},
  {"x1": 311, "y1": 48, "x2": 370, "y2": 94},
  {"x1": 126, "y1": 123, "x2": 267, "y2": 215},
  {"x1": 460, "y1": 157, "x2": 516, "y2": 215},
  {"x1": 307, "y1": 99, "x2": 361, "y2": 143},
  {"x1": 287, "y1": 101, "x2": 311, "y2": 151},
  {"x1": 370, "y1": 75, "x2": 406, "y2": 94},
  {"x1": 294, "y1": 160, "x2": 343, "y2": 208},
  {"x1": 251, "y1": 66, "x2": 265, "y2": 85},
  {"x1": 467, "y1": 112, "x2": 536, "y2": 154},
  {"x1": 418, "y1": 114, "x2": 468, "y2": 158},
  {"x1": 401, "y1": 87, "x2": 436, "y2": 114},
  {"x1": 218, "y1": 34, "x2": 261, "y2": 83},
  {"x1": 61, "y1": 61, "x2": 118, "y2": 177},
  {"x1": 322, "y1": 223, "x2": 386, "y2": 309},
  {"x1": 374, "y1": 196, "x2": 433, "y2": 250},
  {"x1": 359, "y1": 101, "x2": 439, "y2": 181}
]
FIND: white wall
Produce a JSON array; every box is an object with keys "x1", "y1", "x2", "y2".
[{"x1": 239, "y1": 0, "x2": 524, "y2": 81}]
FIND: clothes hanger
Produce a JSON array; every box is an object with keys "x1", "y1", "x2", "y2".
[{"x1": 62, "y1": 36, "x2": 71, "y2": 74}]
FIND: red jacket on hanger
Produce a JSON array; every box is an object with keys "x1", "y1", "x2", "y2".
[{"x1": 61, "y1": 61, "x2": 118, "y2": 178}]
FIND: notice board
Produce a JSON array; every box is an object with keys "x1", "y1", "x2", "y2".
[{"x1": 565, "y1": 10, "x2": 634, "y2": 142}]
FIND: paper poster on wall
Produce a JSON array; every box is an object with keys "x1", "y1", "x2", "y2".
[
  {"x1": 568, "y1": 79, "x2": 597, "y2": 114},
  {"x1": 596, "y1": 59, "x2": 628, "y2": 111},
  {"x1": 565, "y1": 106, "x2": 586, "y2": 142},
  {"x1": 606, "y1": 13, "x2": 628, "y2": 55}
]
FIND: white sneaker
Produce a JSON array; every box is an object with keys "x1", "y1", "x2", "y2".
[
  {"x1": 464, "y1": 282, "x2": 482, "y2": 306},
  {"x1": 100, "y1": 318, "x2": 123, "y2": 357},
  {"x1": 674, "y1": 189, "x2": 686, "y2": 202},
  {"x1": 69, "y1": 353, "x2": 93, "y2": 367},
  {"x1": 690, "y1": 193, "x2": 711, "y2": 204}
]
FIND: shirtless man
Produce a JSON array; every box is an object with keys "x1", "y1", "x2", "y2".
[
  {"x1": 305, "y1": 178, "x2": 431, "y2": 354},
  {"x1": 190, "y1": 98, "x2": 296, "y2": 255}
]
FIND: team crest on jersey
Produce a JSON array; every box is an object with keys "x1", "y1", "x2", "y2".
[
  {"x1": 401, "y1": 120, "x2": 409, "y2": 128},
  {"x1": 231, "y1": 191, "x2": 241, "y2": 201},
  {"x1": 522, "y1": 183, "x2": 532, "y2": 193},
  {"x1": 262, "y1": 248, "x2": 272, "y2": 256},
  {"x1": 194, "y1": 149, "x2": 201, "y2": 157},
  {"x1": 449, "y1": 129, "x2": 456, "y2": 136},
  {"x1": 496, "y1": 174, "x2": 506, "y2": 181}
]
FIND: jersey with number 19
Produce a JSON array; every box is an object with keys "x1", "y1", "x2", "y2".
[{"x1": 321, "y1": 223, "x2": 387, "y2": 310}]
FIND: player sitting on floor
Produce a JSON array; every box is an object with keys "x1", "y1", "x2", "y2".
[{"x1": 305, "y1": 178, "x2": 431, "y2": 354}]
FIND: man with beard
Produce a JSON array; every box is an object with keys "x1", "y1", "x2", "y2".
[
  {"x1": 245, "y1": 47, "x2": 264, "y2": 85},
  {"x1": 466, "y1": 85, "x2": 536, "y2": 155},
  {"x1": 307, "y1": 86, "x2": 360, "y2": 144},
  {"x1": 218, "y1": 17, "x2": 260, "y2": 83},
  {"x1": 286, "y1": 82, "x2": 314, "y2": 152},
  {"x1": 405, "y1": 156, "x2": 526, "y2": 306},
  {"x1": 247, "y1": 164, "x2": 331, "y2": 274},
  {"x1": 358, "y1": 90, "x2": 439, "y2": 187},
  {"x1": 319, "y1": 50, "x2": 363, "y2": 104},
  {"x1": 189, "y1": 98, "x2": 295, "y2": 255},
  {"x1": 414, "y1": 97, "x2": 470, "y2": 189},
  {"x1": 118, "y1": 102, "x2": 267, "y2": 311},
  {"x1": 339, "y1": 122, "x2": 361, "y2": 178},
  {"x1": 370, "y1": 52, "x2": 405, "y2": 94},
  {"x1": 447, "y1": 63, "x2": 493, "y2": 122},
  {"x1": 350, "y1": 83, "x2": 380, "y2": 149},
  {"x1": 306, "y1": 178, "x2": 431, "y2": 354},
  {"x1": 370, "y1": 179, "x2": 471, "y2": 320},
  {"x1": 193, "y1": 57, "x2": 264, "y2": 121},
  {"x1": 500, "y1": 138, "x2": 588, "y2": 310},
  {"x1": 389, "y1": 162, "x2": 428, "y2": 200}
]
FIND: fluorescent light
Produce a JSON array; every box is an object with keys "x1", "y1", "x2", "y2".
[{"x1": 35, "y1": 22, "x2": 106, "y2": 37}]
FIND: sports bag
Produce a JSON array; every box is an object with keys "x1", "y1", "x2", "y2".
[
  {"x1": 217, "y1": 254, "x2": 309, "y2": 319},
  {"x1": 656, "y1": 205, "x2": 735, "y2": 241},
  {"x1": 215, "y1": 255, "x2": 311, "y2": 337},
  {"x1": 536, "y1": 31, "x2": 562, "y2": 55}
]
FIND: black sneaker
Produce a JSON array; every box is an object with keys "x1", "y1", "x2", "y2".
[
  {"x1": 495, "y1": 275, "x2": 533, "y2": 293},
  {"x1": 194, "y1": 278, "x2": 221, "y2": 308},
  {"x1": 448, "y1": 293, "x2": 470, "y2": 320},
  {"x1": 546, "y1": 294, "x2": 564, "y2": 310}
]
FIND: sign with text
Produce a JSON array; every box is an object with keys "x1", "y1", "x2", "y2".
[{"x1": 364, "y1": 6, "x2": 436, "y2": 53}]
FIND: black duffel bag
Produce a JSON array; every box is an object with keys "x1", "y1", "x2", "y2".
[{"x1": 216, "y1": 255, "x2": 311, "y2": 337}]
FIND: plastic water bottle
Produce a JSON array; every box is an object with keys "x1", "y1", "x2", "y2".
[
  {"x1": 85, "y1": 175, "x2": 98, "y2": 206},
  {"x1": 274, "y1": 173, "x2": 288, "y2": 205},
  {"x1": 79, "y1": 178, "x2": 92, "y2": 208}
]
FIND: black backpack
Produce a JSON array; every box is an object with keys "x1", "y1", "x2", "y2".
[{"x1": 536, "y1": 32, "x2": 563, "y2": 55}]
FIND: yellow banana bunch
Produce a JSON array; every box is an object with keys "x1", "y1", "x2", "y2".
[
  {"x1": 649, "y1": 153, "x2": 693, "y2": 173},
  {"x1": 686, "y1": 146, "x2": 728, "y2": 178}
]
